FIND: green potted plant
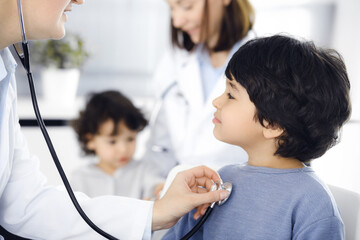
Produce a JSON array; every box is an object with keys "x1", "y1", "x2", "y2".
[{"x1": 30, "y1": 32, "x2": 89, "y2": 103}]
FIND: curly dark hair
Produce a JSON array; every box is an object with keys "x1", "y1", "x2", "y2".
[
  {"x1": 71, "y1": 90, "x2": 148, "y2": 155},
  {"x1": 225, "y1": 35, "x2": 351, "y2": 162}
]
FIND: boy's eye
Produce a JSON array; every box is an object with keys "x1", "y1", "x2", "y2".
[
  {"x1": 127, "y1": 137, "x2": 136, "y2": 142},
  {"x1": 227, "y1": 93, "x2": 235, "y2": 99},
  {"x1": 108, "y1": 140, "x2": 116, "y2": 145}
]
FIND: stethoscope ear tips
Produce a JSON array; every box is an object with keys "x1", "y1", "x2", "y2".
[{"x1": 211, "y1": 181, "x2": 233, "y2": 206}]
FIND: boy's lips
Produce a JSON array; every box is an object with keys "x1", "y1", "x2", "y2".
[{"x1": 212, "y1": 115, "x2": 221, "y2": 124}]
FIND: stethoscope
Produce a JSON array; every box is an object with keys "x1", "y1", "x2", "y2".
[
  {"x1": 149, "y1": 81, "x2": 190, "y2": 154},
  {"x1": 180, "y1": 181, "x2": 232, "y2": 240},
  {"x1": 149, "y1": 81, "x2": 178, "y2": 154},
  {"x1": 12, "y1": 1, "x2": 232, "y2": 239}
]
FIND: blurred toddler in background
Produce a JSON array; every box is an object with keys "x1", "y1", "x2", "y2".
[{"x1": 70, "y1": 90, "x2": 164, "y2": 199}]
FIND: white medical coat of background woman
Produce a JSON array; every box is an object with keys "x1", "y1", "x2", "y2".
[
  {"x1": 145, "y1": 35, "x2": 253, "y2": 177},
  {"x1": 0, "y1": 48, "x2": 152, "y2": 240}
]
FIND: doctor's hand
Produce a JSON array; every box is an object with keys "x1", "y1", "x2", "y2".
[{"x1": 151, "y1": 166, "x2": 229, "y2": 231}]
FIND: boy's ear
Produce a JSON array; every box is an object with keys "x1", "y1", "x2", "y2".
[
  {"x1": 86, "y1": 134, "x2": 95, "y2": 150},
  {"x1": 262, "y1": 122, "x2": 284, "y2": 139}
]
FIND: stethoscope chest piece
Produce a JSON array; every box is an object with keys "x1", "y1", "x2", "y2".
[{"x1": 211, "y1": 181, "x2": 233, "y2": 206}]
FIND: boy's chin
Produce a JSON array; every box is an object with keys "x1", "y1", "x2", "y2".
[
  {"x1": 213, "y1": 133, "x2": 232, "y2": 145},
  {"x1": 212, "y1": 131, "x2": 221, "y2": 141}
]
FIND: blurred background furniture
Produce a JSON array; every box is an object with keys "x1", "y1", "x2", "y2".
[{"x1": 328, "y1": 185, "x2": 360, "y2": 240}]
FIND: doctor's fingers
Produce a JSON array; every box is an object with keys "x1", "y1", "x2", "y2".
[
  {"x1": 188, "y1": 177, "x2": 216, "y2": 192},
  {"x1": 190, "y1": 189, "x2": 229, "y2": 211},
  {"x1": 192, "y1": 187, "x2": 212, "y2": 220},
  {"x1": 180, "y1": 165, "x2": 221, "y2": 185},
  {"x1": 192, "y1": 187, "x2": 226, "y2": 220},
  {"x1": 194, "y1": 204, "x2": 210, "y2": 220}
]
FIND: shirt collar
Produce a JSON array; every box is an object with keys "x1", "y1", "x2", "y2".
[
  {"x1": 0, "y1": 47, "x2": 17, "y2": 82},
  {"x1": 195, "y1": 44, "x2": 206, "y2": 65}
]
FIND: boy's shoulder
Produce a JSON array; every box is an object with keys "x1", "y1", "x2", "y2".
[
  {"x1": 211, "y1": 164, "x2": 344, "y2": 239},
  {"x1": 218, "y1": 164, "x2": 340, "y2": 218},
  {"x1": 218, "y1": 163, "x2": 244, "y2": 172}
]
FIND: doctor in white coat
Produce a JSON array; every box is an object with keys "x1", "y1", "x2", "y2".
[
  {"x1": 0, "y1": 0, "x2": 230, "y2": 239},
  {"x1": 146, "y1": 0, "x2": 256, "y2": 177}
]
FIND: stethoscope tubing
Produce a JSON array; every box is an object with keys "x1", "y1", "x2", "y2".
[
  {"x1": 13, "y1": 43, "x2": 119, "y2": 240},
  {"x1": 180, "y1": 206, "x2": 213, "y2": 240},
  {"x1": 13, "y1": 0, "x2": 119, "y2": 239}
]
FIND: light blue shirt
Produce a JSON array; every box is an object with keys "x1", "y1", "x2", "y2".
[
  {"x1": 163, "y1": 163, "x2": 344, "y2": 240},
  {"x1": 70, "y1": 160, "x2": 164, "y2": 199},
  {"x1": 197, "y1": 40, "x2": 243, "y2": 102}
]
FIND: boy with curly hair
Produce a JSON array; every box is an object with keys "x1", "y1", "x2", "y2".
[{"x1": 163, "y1": 35, "x2": 351, "y2": 239}]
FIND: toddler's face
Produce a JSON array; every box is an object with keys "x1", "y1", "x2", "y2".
[
  {"x1": 212, "y1": 78, "x2": 263, "y2": 150},
  {"x1": 87, "y1": 119, "x2": 138, "y2": 173}
]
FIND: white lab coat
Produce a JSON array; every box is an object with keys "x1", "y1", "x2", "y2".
[
  {"x1": 146, "y1": 36, "x2": 251, "y2": 177},
  {"x1": 0, "y1": 48, "x2": 152, "y2": 240}
]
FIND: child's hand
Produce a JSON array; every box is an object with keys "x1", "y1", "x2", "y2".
[{"x1": 151, "y1": 166, "x2": 229, "y2": 231}]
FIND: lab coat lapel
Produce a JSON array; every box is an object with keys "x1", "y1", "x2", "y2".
[
  {"x1": 176, "y1": 54, "x2": 203, "y2": 111},
  {"x1": 204, "y1": 74, "x2": 225, "y2": 113},
  {"x1": 176, "y1": 52, "x2": 225, "y2": 128}
]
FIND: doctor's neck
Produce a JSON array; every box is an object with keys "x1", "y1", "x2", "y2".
[
  {"x1": 0, "y1": 0, "x2": 23, "y2": 50},
  {"x1": 208, "y1": 50, "x2": 230, "y2": 68}
]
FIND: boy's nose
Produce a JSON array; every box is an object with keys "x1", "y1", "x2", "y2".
[{"x1": 212, "y1": 95, "x2": 222, "y2": 109}]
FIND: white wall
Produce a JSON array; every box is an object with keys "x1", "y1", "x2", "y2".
[
  {"x1": 312, "y1": 122, "x2": 360, "y2": 193},
  {"x1": 65, "y1": 0, "x2": 171, "y2": 97},
  {"x1": 252, "y1": 0, "x2": 336, "y2": 47},
  {"x1": 21, "y1": 127, "x2": 83, "y2": 186},
  {"x1": 331, "y1": 0, "x2": 360, "y2": 120}
]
